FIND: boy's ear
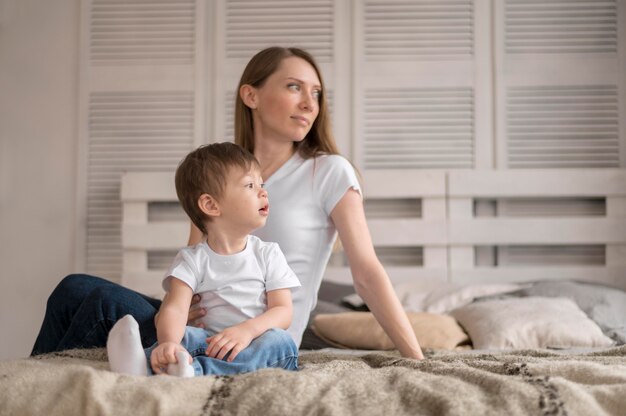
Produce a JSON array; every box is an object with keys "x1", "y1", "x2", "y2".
[
  {"x1": 240, "y1": 84, "x2": 258, "y2": 110},
  {"x1": 198, "y1": 194, "x2": 220, "y2": 217}
]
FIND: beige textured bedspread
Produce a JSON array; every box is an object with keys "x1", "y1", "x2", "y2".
[{"x1": 1, "y1": 346, "x2": 625, "y2": 416}]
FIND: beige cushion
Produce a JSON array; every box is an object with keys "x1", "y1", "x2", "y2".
[
  {"x1": 311, "y1": 312, "x2": 469, "y2": 350},
  {"x1": 450, "y1": 297, "x2": 616, "y2": 350}
]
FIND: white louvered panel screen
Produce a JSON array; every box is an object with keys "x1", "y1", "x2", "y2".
[
  {"x1": 225, "y1": 0, "x2": 333, "y2": 62},
  {"x1": 90, "y1": 0, "x2": 195, "y2": 64},
  {"x1": 363, "y1": 0, "x2": 473, "y2": 60},
  {"x1": 223, "y1": 90, "x2": 236, "y2": 142},
  {"x1": 86, "y1": 91, "x2": 194, "y2": 281},
  {"x1": 505, "y1": 0, "x2": 618, "y2": 54},
  {"x1": 507, "y1": 85, "x2": 619, "y2": 168},
  {"x1": 496, "y1": 0, "x2": 625, "y2": 169},
  {"x1": 363, "y1": 87, "x2": 474, "y2": 169}
]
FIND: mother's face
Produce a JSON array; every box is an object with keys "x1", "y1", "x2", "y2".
[{"x1": 247, "y1": 56, "x2": 322, "y2": 145}]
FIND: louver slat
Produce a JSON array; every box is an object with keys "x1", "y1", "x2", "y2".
[
  {"x1": 507, "y1": 85, "x2": 619, "y2": 168},
  {"x1": 364, "y1": 0, "x2": 473, "y2": 60},
  {"x1": 225, "y1": 0, "x2": 333, "y2": 61},
  {"x1": 505, "y1": 0, "x2": 617, "y2": 54},
  {"x1": 87, "y1": 91, "x2": 194, "y2": 281},
  {"x1": 364, "y1": 88, "x2": 474, "y2": 169},
  {"x1": 90, "y1": 0, "x2": 195, "y2": 64}
]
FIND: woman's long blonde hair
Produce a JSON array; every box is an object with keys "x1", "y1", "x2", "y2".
[{"x1": 234, "y1": 47, "x2": 339, "y2": 158}]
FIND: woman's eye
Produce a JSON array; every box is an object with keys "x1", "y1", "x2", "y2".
[
  {"x1": 312, "y1": 90, "x2": 321, "y2": 100},
  {"x1": 287, "y1": 83, "x2": 300, "y2": 91}
]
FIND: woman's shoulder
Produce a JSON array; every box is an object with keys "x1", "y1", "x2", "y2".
[{"x1": 310, "y1": 153, "x2": 355, "y2": 174}]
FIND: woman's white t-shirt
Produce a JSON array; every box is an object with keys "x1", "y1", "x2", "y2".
[{"x1": 253, "y1": 152, "x2": 361, "y2": 346}]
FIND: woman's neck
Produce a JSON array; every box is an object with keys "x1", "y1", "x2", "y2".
[{"x1": 254, "y1": 141, "x2": 296, "y2": 181}]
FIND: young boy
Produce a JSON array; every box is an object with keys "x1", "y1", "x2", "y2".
[{"x1": 107, "y1": 142, "x2": 300, "y2": 377}]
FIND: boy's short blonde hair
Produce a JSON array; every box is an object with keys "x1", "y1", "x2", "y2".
[{"x1": 175, "y1": 142, "x2": 260, "y2": 235}]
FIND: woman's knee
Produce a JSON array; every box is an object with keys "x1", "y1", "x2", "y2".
[{"x1": 48, "y1": 274, "x2": 100, "y2": 304}]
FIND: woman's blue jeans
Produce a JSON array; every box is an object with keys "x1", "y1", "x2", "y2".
[
  {"x1": 32, "y1": 274, "x2": 162, "y2": 356},
  {"x1": 145, "y1": 327, "x2": 298, "y2": 376}
]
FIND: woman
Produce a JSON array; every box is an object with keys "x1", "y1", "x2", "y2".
[{"x1": 32, "y1": 47, "x2": 424, "y2": 360}]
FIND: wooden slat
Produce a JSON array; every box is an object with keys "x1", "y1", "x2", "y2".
[
  {"x1": 121, "y1": 172, "x2": 176, "y2": 201},
  {"x1": 449, "y1": 169, "x2": 626, "y2": 197},
  {"x1": 122, "y1": 222, "x2": 188, "y2": 249},
  {"x1": 369, "y1": 219, "x2": 448, "y2": 246},
  {"x1": 449, "y1": 218, "x2": 626, "y2": 245},
  {"x1": 362, "y1": 170, "x2": 447, "y2": 197},
  {"x1": 450, "y1": 266, "x2": 626, "y2": 291}
]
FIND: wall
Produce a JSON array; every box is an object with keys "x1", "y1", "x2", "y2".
[{"x1": 0, "y1": 0, "x2": 79, "y2": 359}]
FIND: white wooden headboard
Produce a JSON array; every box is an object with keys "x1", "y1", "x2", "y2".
[
  {"x1": 121, "y1": 169, "x2": 626, "y2": 297},
  {"x1": 447, "y1": 170, "x2": 626, "y2": 289}
]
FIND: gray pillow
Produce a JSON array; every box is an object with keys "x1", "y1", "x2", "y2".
[{"x1": 477, "y1": 281, "x2": 626, "y2": 344}]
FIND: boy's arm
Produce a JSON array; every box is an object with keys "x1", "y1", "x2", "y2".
[
  {"x1": 205, "y1": 288, "x2": 293, "y2": 362},
  {"x1": 241, "y1": 288, "x2": 293, "y2": 334},
  {"x1": 156, "y1": 278, "x2": 194, "y2": 344},
  {"x1": 150, "y1": 278, "x2": 195, "y2": 373},
  {"x1": 153, "y1": 222, "x2": 206, "y2": 329}
]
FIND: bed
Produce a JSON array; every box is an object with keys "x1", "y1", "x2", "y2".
[{"x1": 1, "y1": 168, "x2": 625, "y2": 415}]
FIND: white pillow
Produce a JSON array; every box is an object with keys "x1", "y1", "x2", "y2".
[
  {"x1": 399, "y1": 282, "x2": 527, "y2": 314},
  {"x1": 450, "y1": 297, "x2": 615, "y2": 350}
]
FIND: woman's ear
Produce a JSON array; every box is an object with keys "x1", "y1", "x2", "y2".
[
  {"x1": 240, "y1": 84, "x2": 258, "y2": 110},
  {"x1": 198, "y1": 194, "x2": 220, "y2": 217}
]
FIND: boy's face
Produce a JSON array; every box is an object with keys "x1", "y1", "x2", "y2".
[{"x1": 218, "y1": 165, "x2": 269, "y2": 232}]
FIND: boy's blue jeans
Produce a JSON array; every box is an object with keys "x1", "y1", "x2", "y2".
[{"x1": 145, "y1": 326, "x2": 298, "y2": 376}]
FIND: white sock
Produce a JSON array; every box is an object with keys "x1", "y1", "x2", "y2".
[
  {"x1": 167, "y1": 350, "x2": 195, "y2": 378},
  {"x1": 106, "y1": 315, "x2": 148, "y2": 376}
]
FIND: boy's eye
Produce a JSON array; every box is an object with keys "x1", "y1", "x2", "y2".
[
  {"x1": 246, "y1": 183, "x2": 254, "y2": 189},
  {"x1": 261, "y1": 183, "x2": 266, "y2": 189}
]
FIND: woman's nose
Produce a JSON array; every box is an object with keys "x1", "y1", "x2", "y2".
[{"x1": 300, "y1": 92, "x2": 314, "y2": 112}]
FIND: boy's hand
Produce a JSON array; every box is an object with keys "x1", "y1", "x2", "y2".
[
  {"x1": 150, "y1": 341, "x2": 192, "y2": 374},
  {"x1": 205, "y1": 324, "x2": 255, "y2": 362}
]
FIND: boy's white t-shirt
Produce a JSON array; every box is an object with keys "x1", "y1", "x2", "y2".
[
  {"x1": 163, "y1": 235, "x2": 301, "y2": 335},
  {"x1": 253, "y1": 153, "x2": 362, "y2": 346}
]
